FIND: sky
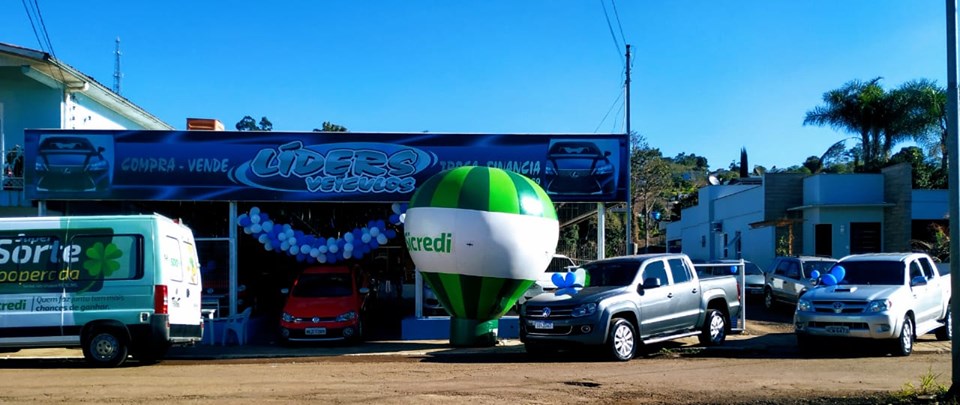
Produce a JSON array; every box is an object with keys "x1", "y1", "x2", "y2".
[{"x1": 0, "y1": 1, "x2": 948, "y2": 171}]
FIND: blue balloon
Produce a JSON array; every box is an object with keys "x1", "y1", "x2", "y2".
[
  {"x1": 337, "y1": 239, "x2": 346, "y2": 248},
  {"x1": 296, "y1": 253, "x2": 306, "y2": 262},
  {"x1": 294, "y1": 230, "x2": 305, "y2": 239},
  {"x1": 389, "y1": 214, "x2": 400, "y2": 224},
  {"x1": 385, "y1": 229, "x2": 397, "y2": 239},
  {"x1": 326, "y1": 253, "x2": 336, "y2": 263},
  {"x1": 551, "y1": 273, "x2": 565, "y2": 287},
  {"x1": 830, "y1": 265, "x2": 846, "y2": 283},
  {"x1": 238, "y1": 217, "x2": 252, "y2": 227},
  {"x1": 730, "y1": 266, "x2": 738, "y2": 274},
  {"x1": 376, "y1": 220, "x2": 386, "y2": 229},
  {"x1": 368, "y1": 220, "x2": 376, "y2": 228},
  {"x1": 810, "y1": 270, "x2": 821, "y2": 279},
  {"x1": 370, "y1": 240, "x2": 380, "y2": 249},
  {"x1": 564, "y1": 272, "x2": 576, "y2": 286},
  {"x1": 821, "y1": 274, "x2": 838, "y2": 286}
]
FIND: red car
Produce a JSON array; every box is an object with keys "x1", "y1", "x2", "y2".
[{"x1": 279, "y1": 266, "x2": 368, "y2": 344}]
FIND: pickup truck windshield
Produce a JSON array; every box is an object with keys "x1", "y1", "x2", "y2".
[
  {"x1": 580, "y1": 261, "x2": 639, "y2": 287},
  {"x1": 837, "y1": 261, "x2": 904, "y2": 285}
]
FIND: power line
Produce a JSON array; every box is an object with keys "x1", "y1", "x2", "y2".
[
  {"x1": 610, "y1": 0, "x2": 627, "y2": 46},
  {"x1": 595, "y1": 85, "x2": 625, "y2": 133},
  {"x1": 600, "y1": 0, "x2": 625, "y2": 67},
  {"x1": 20, "y1": 0, "x2": 43, "y2": 52}
]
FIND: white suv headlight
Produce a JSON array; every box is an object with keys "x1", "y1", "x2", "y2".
[
  {"x1": 571, "y1": 303, "x2": 597, "y2": 317},
  {"x1": 866, "y1": 299, "x2": 892, "y2": 313},
  {"x1": 797, "y1": 299, "x2": 812, "y2": 312}
]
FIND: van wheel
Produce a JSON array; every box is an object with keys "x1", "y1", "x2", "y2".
[
  {"x1": 606, "y1": 318, "x2": 637, "y2": 361},
  {"x1": 892, "y1": 316, "x2": 914, "y2": 357},
  {"x1": 83, "y1": 329, "x2": 128, "y2": 367},
  {"x1": 698, "y1": 310, "x2": 726, "y2": 346},
  {"x1": 936, "y1": 307, "x2": 952, "y2": 341}
]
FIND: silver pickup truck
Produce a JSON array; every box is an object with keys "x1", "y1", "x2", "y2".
[
  {"x1": 794, "y1": 252, "x2": 952, "y2": 356},
  {"x1": 519, "y1": 253, "x2": 742, "y2": 361}
]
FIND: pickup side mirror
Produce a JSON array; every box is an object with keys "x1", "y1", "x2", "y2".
[
  {"x1": 642, "y1": 277, "x2": 662, "y2": 289},
  {"x1": 910, "y1": 276, "x2": 928, "y2": 287}
]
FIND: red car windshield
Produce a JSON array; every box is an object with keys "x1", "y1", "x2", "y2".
[{"x1": 292, "y1": 273, "x2": 353, "y2": 297}]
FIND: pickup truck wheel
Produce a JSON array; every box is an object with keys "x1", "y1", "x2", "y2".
[
  {"x1": 698, "y1": 310, "x2": 726, "y2": 346},
  {"x1": 892, "y1": 317, "x2": 914, "y2": 357},
  {"x1": 606, "y1": 318, "x2": 637, "y2": 361},
  {"x1": 936, "y1": 307, "x2": 952, "y2": 341}
]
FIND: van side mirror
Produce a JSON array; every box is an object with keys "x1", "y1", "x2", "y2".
[
  {"x1": 359, "y1": 287, "x2": 370, "y2": 295},
  {"x1": 642, "y1": 278, "x2": 662, "y2": 289}
]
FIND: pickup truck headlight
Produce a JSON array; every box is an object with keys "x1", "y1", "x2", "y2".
[
  {"x1": 571, "y1": 303, "x2": 597, "y2": 317},
  {"x1": 336, "y1": 311, "x2": 358, "y2": 322},
  {"x1": 797, "y1": 299, "x2": 812, "y2": 312},
  {"x1": 866, "y1": 299, "x2": 892, "y2": 313}
]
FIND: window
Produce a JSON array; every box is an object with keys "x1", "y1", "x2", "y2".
[
  {"x1": 667, "y1": 258, "x2": 691, "y2": 284},
  {"x1": 641, "y1": 260, "x2": 669, "y2": 286},
  {"x1": 920, "y1": 257, "x2": 941, "y2": 278},
  {"x1": 785, "y1": 262, "x2": 800, "y2": 280},
  {"x1": 774, "y1": 260, "x2": 793, "y2": 276},
  {"x1": 69, "y1": 234, "x2": 142, "y2": 280},
  {"x1": 909, "y1": 261, "x2": 925, "y2": 281},
  {"x1": 162, "y1": 236, "x2": 184, "y2": 282}
]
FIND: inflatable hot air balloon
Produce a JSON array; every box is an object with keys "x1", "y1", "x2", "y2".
[{"x1": 405, "y1": 166, "x2": 559, "y2": 346}]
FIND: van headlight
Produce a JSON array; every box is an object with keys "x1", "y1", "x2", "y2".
[
  {"x1": 281, "y1": 312, "x2": 295, "y2": 322},
  {"x1": 571, "y1": 303, "x2": 597, "y2": 317},
  {"x1": 866, "y1": 299, "x2": 892, "y2": 313},
  {"x1": 336, "y1": 311, "x2": 357, "y2": 322},
  {"x1": 797, "y1": 299, "x2": 812, "y2": 312}
]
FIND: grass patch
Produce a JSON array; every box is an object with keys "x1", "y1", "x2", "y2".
[{"x1": 893, "y1": 367, "x2": 948, "y2": 402}]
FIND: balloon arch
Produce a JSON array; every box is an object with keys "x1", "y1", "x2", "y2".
[{"x1": 236, "y1": 203, "x2": 408, "y2": 264}]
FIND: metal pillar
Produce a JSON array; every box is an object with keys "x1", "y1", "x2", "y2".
[
  {"x1": 597, "y1": 202, "x2": 606, "y2": 259},
  {"x1": 229, "y1": 202, "x2": 238, "y2": 317}
]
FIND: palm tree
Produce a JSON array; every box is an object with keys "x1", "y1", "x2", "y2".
[
  {"x1": 804, "y1": 78, "x2": 886, "y2": 169},
  {"x1": 896, "y1": 80, "x2": 946, "y2": 170}
]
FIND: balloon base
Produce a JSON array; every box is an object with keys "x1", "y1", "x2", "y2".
[{"x1": 449, "y1": 318, "x2": 498, "y2": 347}]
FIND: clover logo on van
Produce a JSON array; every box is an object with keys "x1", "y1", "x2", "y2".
[{"x1": 83, "y1": 242, "x2": 123, "y2": 277}]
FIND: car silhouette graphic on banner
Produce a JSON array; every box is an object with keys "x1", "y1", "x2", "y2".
[
  {"x1": 34, "y1": 135, "x2": 113, "y2": 192},
  {"x1": 543, "y1": 140, "x2": 617, "y2": 196}
]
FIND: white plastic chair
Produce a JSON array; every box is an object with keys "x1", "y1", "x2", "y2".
[{"x1": 220, "y1": 307, "x2": 252, "y2": 346}]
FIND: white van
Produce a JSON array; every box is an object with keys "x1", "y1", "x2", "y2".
[{"x1": 0, "y1": 214, "x2": 203, "y2": 366}]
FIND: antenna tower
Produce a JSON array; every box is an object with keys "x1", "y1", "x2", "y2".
[{"x1": 113, "y1": 37, "x2": 122, "y2": 95}]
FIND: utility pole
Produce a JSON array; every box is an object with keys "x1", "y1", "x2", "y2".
[
  {"x1": 625, "y1": 44, "x2": 634, "y2": 255},
  {"x1": 945, "y1": 0, "x2": 959, "y2": 394}
]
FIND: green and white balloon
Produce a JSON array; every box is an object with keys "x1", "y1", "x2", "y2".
[{"x1": 405, "y1": 166, "x2": 559, "y2": 346}]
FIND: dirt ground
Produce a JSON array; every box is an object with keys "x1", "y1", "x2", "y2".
[
  {"x1": 0, "y1": 341, "x2": 952, "y2": 404},
  {"x1": 0, "y1": 304, "x2": 953, "y2": 404}
]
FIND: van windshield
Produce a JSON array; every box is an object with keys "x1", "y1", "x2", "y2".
[{"x1": 293, "y1": 274, "x2": 353, "y2": 297}]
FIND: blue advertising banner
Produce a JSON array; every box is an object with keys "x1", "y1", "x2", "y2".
[{"x1": 24, "y1": 130, "x2": 628, "y2": 203}]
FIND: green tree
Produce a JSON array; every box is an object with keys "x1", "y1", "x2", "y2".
[
  {"x1": 630, "y1": 133, "x2": 672, "y2": 251},
  {"x1": 313, "y1": 122, "x2": 348, "y2": 132},
  {"x1": 236, "y1": 115, "x2": 273, "y2": 131},
  {"x1": 804, "y1": 78, "x2": 886, "y2": 170}
]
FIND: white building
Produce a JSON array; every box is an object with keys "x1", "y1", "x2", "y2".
[
  {"x1": 0, "y1": 42, "x2": 171, "y2": 215},
  {"x1": 664, "y1": 164, "x2": 947, "y2": 271}
]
